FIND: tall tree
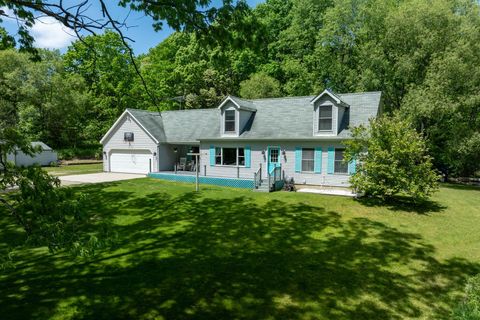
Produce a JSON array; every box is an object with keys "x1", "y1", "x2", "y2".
[{"x1": 64, "y1": 32, "x2": 136, "y2": 141}]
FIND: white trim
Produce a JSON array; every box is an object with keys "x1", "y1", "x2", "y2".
[
  {"x1": 100, "y1": 110, "x2": 160, "y2": 145},
  {"x1": 217, "y1": 96, "x2": 257, "y2": 112},
  {"x1": 218, "y1": 96, "x2": 241, "y2": 110},
  {"x1": 310, "y1": 89, "x2": 349, "y2": 107}
]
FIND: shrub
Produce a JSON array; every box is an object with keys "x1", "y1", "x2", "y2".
[
  {"x1": 58, "y1": 146, "x2": 102, "y2": 160},
  {"x1": 453, "y1": 274, "x2": 480, "y2": 320},
  {"x1": 344, "y1": 116, "x2": 440, "y2": 201}
]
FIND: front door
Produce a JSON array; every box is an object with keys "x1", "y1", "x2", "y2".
[{"x1": 267, "y1": 146, "x2": 281, "y2": 175}]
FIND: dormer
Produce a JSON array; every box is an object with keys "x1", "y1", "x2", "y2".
[
  {"x1": 218, "y1": 96, "x2": 256, "y2": 137},
  {"x1": 311, "y1": 89, "x2": 350, "y2": 136}
]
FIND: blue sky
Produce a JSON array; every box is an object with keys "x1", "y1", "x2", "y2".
[{"x1": 1, "y1": 0, "x2": 264, "y2": 54}]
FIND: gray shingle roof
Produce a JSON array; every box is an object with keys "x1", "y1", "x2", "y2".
[
  {"x1": 31, "y1": 141, "x2": 53, "y2": 151},
  {"x1": 226, "y1": 95, "x2": 257, "y2": 111},
  {"x1": 126, "y1": 91, "x2": 381, "y2": 143}
]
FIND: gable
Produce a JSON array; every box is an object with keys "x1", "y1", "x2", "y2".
[{"x1": 101, "y1": 111, "x2": 159, "y2": 146}]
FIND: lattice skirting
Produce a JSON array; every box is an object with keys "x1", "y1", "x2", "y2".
[{"x1": 148, "y1": 173, "x2": 255, "y2": 189}]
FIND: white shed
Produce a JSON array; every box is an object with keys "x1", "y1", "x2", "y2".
[{"x1": 7, "y1": 141, "x2": 58, "y2": 167}]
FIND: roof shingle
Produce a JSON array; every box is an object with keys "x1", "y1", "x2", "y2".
[{"x1": 126, "y1": 91, "x2": 382, "y2": 143}]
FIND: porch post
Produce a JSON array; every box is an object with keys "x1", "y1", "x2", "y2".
[{"x1": 195, "y1": 154, "x2": 199, "y2": 192}]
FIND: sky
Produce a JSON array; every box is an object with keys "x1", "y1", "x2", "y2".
[{"x1": 1, "y1": 0, "x2": 264, "y2": 55}]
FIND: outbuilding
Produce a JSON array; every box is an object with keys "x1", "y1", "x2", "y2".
[{"x1": 7, "y1": 141, "x2": 58, "y2": 167}]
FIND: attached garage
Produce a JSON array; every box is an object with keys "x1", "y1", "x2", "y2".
[{"x1": 110, "y1": 150, "x2": 152, "y2": 174}]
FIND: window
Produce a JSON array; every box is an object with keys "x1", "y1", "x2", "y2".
[
  {"x1": 225, "y1": 110, "x2": 236, "y2": 132},
  {"x1": 124, "y1": 132, "x2": 134, "y2": 141},
  {"x1": 319, "y1": 105, "x2": 333, "y2": 131},
  {"x1": 223, "y1": 148, "x2": 237, "y2": 165},
  {"x1": 214, "y1": 147, "x2": 245, "y2": 166},
  {"x1": 302, "y1": 148, "x2": 314, "y2": 172},
  {"x1": 270, "y1": 148, "x2": 279, "y2": 163},
  {"x1": 215, "y1": 147, "x2": 222, "y2": 165},
  {"x1": 238, "y1": 148, "x2": 245, "y2": 166},
  {"x1": 334, "y1": 148, "x2": 348, "y2": 174}
]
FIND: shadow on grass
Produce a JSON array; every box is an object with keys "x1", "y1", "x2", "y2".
[
  {"x1": 0, "y1": 183, "x2": 477, "y2": 319},
  {"x1": 356, "y1": 195, "x2": 446, "y2": 215}
]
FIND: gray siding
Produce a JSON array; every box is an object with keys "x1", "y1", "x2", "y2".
[
  {"x1": 158, "y1": 144, "x2": 176, "y2": 171},
  {"x1": 200, "y1": 141, "x2": 350, "y2": 187},
  {"x1": 6, "y1": 150, "x2": 57, "y2": 167},
  {"x1": 102, "y1": 114, "x2": 159, "y2": 172}
]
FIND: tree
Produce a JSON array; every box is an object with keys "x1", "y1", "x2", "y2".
[
  {"x1": 344, "y1": 116, "x2": 440, "y2": 200},
  {"x1": 239, "y1": 72, "x2": 281, "y2": 99},
  {"x1": 0, "y1": 0, "x2": 250, "y2": 53},
  {"x1": 0, "y1": 82, "x2": 101, "y2": 260},
  {"x1": 64, "y1": 32, "x2": 137, "y2": 141},
  {"x1": 0, "y1": 49, "x2": 91, "y2": 149},
  {"x1": 0, "y1": 26, "x2": 15, "y2": 50}
]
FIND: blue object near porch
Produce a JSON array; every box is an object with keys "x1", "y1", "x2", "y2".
[{"x1": 148, "y1": 172, "x2": 255, "y2": 189}]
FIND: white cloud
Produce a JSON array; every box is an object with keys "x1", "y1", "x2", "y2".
[{"x1": 30, "y1": 16, "x2": 77, "y2": 49}]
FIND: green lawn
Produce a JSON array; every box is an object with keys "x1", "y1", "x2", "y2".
[
  {"x1": 43, "y1": 163, "x2": 103, "y2": 176},
  {"x1": 1, "y1": 179, "x2": 479, "y2": 319}
]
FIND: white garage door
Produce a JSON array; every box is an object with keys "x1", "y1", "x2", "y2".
[{"x1": 110, "y1": 150, "x2": 152, "y2": 174}]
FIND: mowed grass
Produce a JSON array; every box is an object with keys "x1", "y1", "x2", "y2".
[
  {"x1": 0, "y1": 179, "x2": 479, "y2": 319},
  {"x1": 44, "y1": 163, "x2": 103, "y2": 176}
]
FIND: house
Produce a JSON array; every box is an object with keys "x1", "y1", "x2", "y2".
[
  {"x1": 100, "y1": 90, "x2": 382, "y2": 190},
  {"x1": 5, "y1": 141, "x2": 58, "y2": 167}
]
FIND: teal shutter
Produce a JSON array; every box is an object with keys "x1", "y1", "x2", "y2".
[
  {"x1": 314, "y1": 147, "x2": 322, "y2": 173},
  {"x1": 327, "y1": 147, "x2": 334, "y2": 174},
  {"x1": 245, "y1": 146, "x2": 251, "y2": 168},
  {"x1": 295, "y1": 147, "x2": 302, "y2": 172},
  {"x1": 209, "y1": 145, "x2": 215, "y2": 166},
  {"x1": 348, "y1": 158, "x2": 356, "y2": 175}
]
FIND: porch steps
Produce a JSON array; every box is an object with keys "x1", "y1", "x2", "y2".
[{"x1": 253, "y1": 180, "x2": 270, "y2": 193}]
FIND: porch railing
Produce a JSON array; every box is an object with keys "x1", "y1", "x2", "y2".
[
  {"x1": 253, "y1": 163, "x2": 262, "y2": 189},
  {"x1": 268, "y1": 166, "x2": 283, "y2": 191}
]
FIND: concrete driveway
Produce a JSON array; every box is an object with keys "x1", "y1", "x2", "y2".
[{"x1": 59, "y1": 172, "x2": 145, "y2": 186}]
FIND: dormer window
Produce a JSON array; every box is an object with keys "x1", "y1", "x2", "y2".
[
  {"x1": 318, "y1": 105, "x2": 333, "y2": 131},
  {"x1": 225, "y1": 110, "x2": 236, "y2": 132}
]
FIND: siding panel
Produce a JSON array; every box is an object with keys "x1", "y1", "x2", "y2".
[
  {"x1": 200, "y1": 141, "x2": 350, "y2": 187},
  {"x1": 103, "y1": 115, "x2": 159, "y2": 172}
]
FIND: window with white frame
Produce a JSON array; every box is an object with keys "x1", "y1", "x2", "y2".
[
  {"x1": 318, "y1": 105, "x2": 333, "y2": 131},
  {"x1": 334, "y1": 148, "x2": 348, "y2": 174},
  {"x1": 214, "y1": 147, "x2": 245, "y2": 166},
  {"x1": 302, "y1": 148, "x2": 314, "y2": 172},
  {"x1": 224, "y1": 110, "x2": 236, "y2": 132}
]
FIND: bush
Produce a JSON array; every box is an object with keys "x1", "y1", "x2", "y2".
[
  {"x1": 453, "y1": 274, "x2": 480, "y2": 320},
  {"x1": 344, "y1": 116, "x2": 440, "y2": 201},
  {"x1": 49, "y1": 161, "x2": 59, "y2": 167},
  {"x1": 58, "y1": 146, "x2": 102, "y2": 160}
]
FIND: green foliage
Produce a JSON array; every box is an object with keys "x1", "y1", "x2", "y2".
[
  {"x1": 239, "y1": 72, "x2": 281, "y2": 99},
  {"x1": 0, "y1": 49, "x2": 91, "y2": 149},
  {"x1": 0, "y1": 26, "x2": 15, "y2": 50},
  {"x1": 344, "y1": 116, "x2": 440, "y2": 200},
  {"x1": 57, "y1": 146, "x2": 103, "y2": 161},
  {"x1": 453, "y1": 274, "x2": 480, "y2": 320},
  {"x1": 64, "y1": 32, "x2": 137, "y2": 141}
]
